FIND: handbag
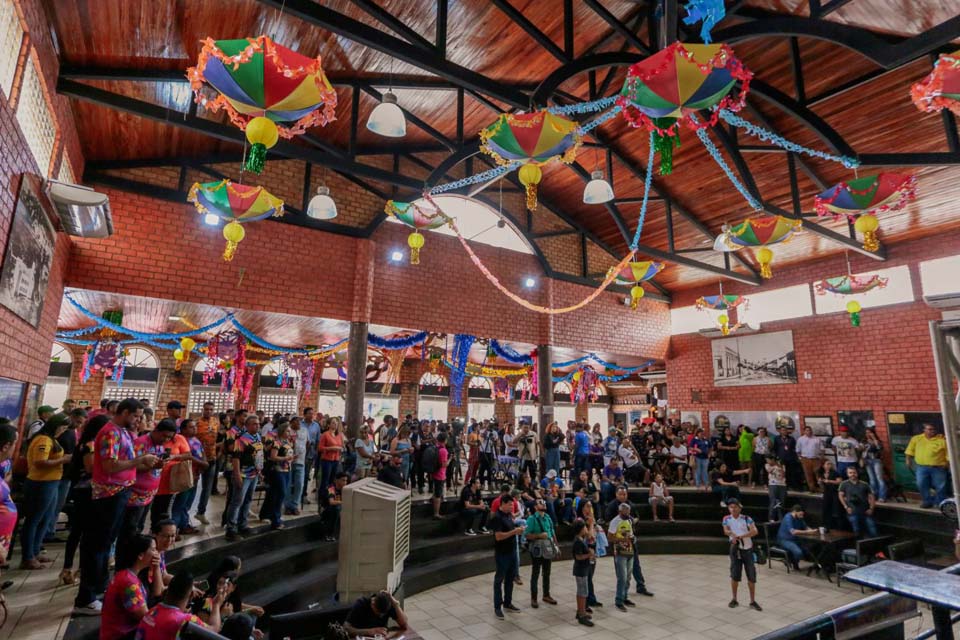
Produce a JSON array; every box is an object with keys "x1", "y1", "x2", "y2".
[
  {"x1": 530, "y1": 538, "x2": 558, "y2": 560},
  {"x1": 169, "y1": 459, "x2": 195, "y2": 493}
]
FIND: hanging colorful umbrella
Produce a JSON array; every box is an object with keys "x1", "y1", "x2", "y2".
[
  {"x1": 384, "y1": 200, "x2": 450, "y2": 264},
  {"x1": 725, "y1": 215, "x2": 802, "y2": 279},
  {"x1": 617, "y1": 42, "x2": 752, "y2": 174},
  {"x1": 814, "y1": 274, "x2": 888, "y2": 327},
  {"x1": 911, "y1": 49, "x2": 960, "y2": 116},
  {"x1": 696, "y1": 292, "x2": 748, "y2": 335},
  {"x1": 613, "y1": 261, "x2": 665, "y2": 309},
  {"x1": 813, "y1": 173, "x2": 917, "y2": 253},
  {"x1": 479, "y1": 110, "x2": 583, "y2": 210},
  {"x1": 188, "y1": 180, "x2": 285, "y2": 261},
  {"x1": 187, "y1": 36, "x2": 337, "y2": 173}
]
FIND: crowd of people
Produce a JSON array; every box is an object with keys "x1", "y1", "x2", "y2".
[{"x1": 0, "y1": 397, "x2": 952, "y2": 637}]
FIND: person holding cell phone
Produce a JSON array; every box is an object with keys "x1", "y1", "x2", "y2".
[{"x1": 343, "y1": 590, "x2": 408, "y2": 638}]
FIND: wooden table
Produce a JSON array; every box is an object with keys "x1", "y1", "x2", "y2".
[{"x1": 795, "y1": 530, "x2": 857, "y2": 581}]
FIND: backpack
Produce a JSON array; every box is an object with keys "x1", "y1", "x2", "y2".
[{"x1": 421, "y1": 444, "x2": 439, "y2": 473}]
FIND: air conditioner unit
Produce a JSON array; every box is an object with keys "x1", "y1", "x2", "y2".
[
  {"x1": 46, "y1": 180, "x2": 113, "y2": 238},
  {"x1": 698, "y1": 323, "x2": 761, "y2": 338},
  {"x1": 924, "y1": 293, "x2": 960, "y2": 309}
]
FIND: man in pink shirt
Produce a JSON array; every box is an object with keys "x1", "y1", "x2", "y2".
[
  {"x1": 76, "y1": 398, "x2": 159, "y2": 616},
  {"x1": 120, "y1": 421, "x2": 176, "y2": 549},
  {"x1": 431, "y1": 433, "x2": 450, "y2": 519}
]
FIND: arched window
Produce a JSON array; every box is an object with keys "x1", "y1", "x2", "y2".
[
  {"x1": 41, "y1": 342, "x2": 73, "y2": 408},
  {"x1": 515, "y1": 377, "x2": 532, "y2": 394},
  {"x1": 257, "y1": 361, "x2": 299, "y2": 415},
  {"x1": 419, "y1": 372, "x2": 447, "y2": 388},
  {"x1": 187, "y1": 358, "x2": 234, "y2": 414},
  {"x1": 553, "y1": 380, "x2": 572, "y2": 395},
  {"x1": 469, "y1": 377, "x2": 491, "y2": 389},
  {"x1": 103, "y1": 346, "x2": 160, "y2": 407},
  {"x1": 468, "y1": 376, "x2": 494, "y2": 423},
  {"x1": 418, "y1": 372, "x2": 448, "y2": 421}
]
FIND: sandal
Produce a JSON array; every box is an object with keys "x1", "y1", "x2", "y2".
[{"x1": 59, "y1": 569, "x2": 77, "y2": 585}]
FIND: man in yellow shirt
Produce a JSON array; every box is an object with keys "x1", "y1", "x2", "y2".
[{"x1": 905, "y1": 423, "x2": 949, "y2": 508}]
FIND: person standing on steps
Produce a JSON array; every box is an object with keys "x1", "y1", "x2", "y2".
[
  {"x1": 602, "y1": 486, "x2": 654, "y2": 598},
  {"x1": 490, "y1": 496, "x2": 523, "y2": 619},
  {"x1": 525, "y1": 498, "x2": 558, "y2": 609},
  {"x1": 721, "y1": 499, "x2": 762, "y2": 612},
  {"x1": 608, "y1": 502, "x2": 637, "y2": 612}
]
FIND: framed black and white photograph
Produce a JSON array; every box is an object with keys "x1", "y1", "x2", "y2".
[
  {"x1": 680, "y1": 411, "x2": 702, "y2": 430},
  {"x1": 711, "y1": 330, "x2": 797, "y2": 387},
  {"x1": 0, "y1": 175, "x2": 56, "y2": 327},
  {"x1": 803, "y1": 415, "x2": 833, "y2": 437}
]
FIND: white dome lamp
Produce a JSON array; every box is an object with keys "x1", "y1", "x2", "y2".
[
  {"x1": 583, "y1": 169, "x2": 614, "y2": 204},
  {"x1": 366, "y1": 91, "x2": 406, "y2": 138},
  {"x1": 307, "y1": 184, "x2": 338, "y2": 220},
  {"x1": 713, "y1": 223, "x2": 738, "y2": 252}
]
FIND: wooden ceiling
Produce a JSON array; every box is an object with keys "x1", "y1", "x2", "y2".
[{"x1": 47, "y1": 0, "x2": 960, "y2": 293}]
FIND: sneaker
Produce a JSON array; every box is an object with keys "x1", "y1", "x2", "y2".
[
  {"x1": 494, "y1": 609, "x2": 504, "y2": 619},
  {"x1": 73, "y1": 600, "x2": 103, "y2": 616},
  {"x1": 225, "y1": 530, "x2": 238, "y2": 541},
  {"x1": 577, "y1": 616, "x2": 594, "y2": 627},
  {"x1": 729, "y1": 599, "x2": 739, "y2": 608},
  {"x1": 464, "y1": 529, "x2": 477, "y2": 536},
  {"x1": 541, "y1": 596, "x2": 557, "y2": 605},
  {"x1": 636, "y1": 589, "x2": 654, "y2": 597},
  {"x1": 615, "y1": 603, "x2": 627, "y2": 612},
  {"x1": 479, "y1": 527, "x2": 491, "y2": 534},
  {"x1": 196, "y1": 514, "x2": 210, "y2": 525},
  {"x1": 503, "y1": 603, "x2": 520, "y2": 612},
  {"x1": 584, "y1": 607, "x2": 593, "y2": 614},
  {"x1": 590, "y1": 601, "x2": 603, "y2": 607},
  {"x1": 623, "y1": 599, "x2": 636, "y2": 607},
  {"x1": 749, "y1": 601, "x2": 763, "y2": 611},
  {"x1": 530, "y1": 599, "x2": 538, "y2": 609}
]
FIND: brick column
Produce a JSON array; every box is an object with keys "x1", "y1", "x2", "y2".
[
  {"x1": 344, "y1": 321, "x2": 369, "y2": 440},
  {"x1": 575, "y1": 401, "x2": 588, "y2": 423},
  {"x1": 537, "y1": 344, "x2": 553, "y2": 436},
  {"x1": 494, "y1": 397, "x2": 515, "y2": 424},
  {"x1": 65, "y1": 343, "x2": 103, "y2": 408},
  {"x1": 398, "y1": 359, "x2": 421, "y2": 419}
]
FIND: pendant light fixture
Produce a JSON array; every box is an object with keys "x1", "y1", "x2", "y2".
[
  {"x1": 307, "y1": 168, "x2": 338, "y2": 219},
  {"x1": 583, "y1": 149, "x2": 614, "y2": 204},
  {"x1": 366, "y1": 59, "x2": 406, "y2": 137}
]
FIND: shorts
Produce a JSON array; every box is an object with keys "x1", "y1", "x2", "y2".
[
  {"x1": 729, "y1": 545, "x2": 757, "y2": 583},
  {"x1": 431, "y1": 478, "x2": 445, "y2": 498},
  {"x1": 648, "y1": 496, "x2": 674, "y2": 506},
  {"x1": 575, "y1": 575, "x2": 589, "y2": 597}
]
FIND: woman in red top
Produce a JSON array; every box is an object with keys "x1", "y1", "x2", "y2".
[
  {"x1": 317, "y1": 418, "x2": 344, "y2": 494},
  {"x1": 101, "y1": 534, "x2": 158, "y2": 640},
  {"x1": 136, "y1": 572, "x2": 224, "y2": 639}
]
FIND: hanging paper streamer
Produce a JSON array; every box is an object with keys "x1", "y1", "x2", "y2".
[
  {"x1": 911, "y1": 49, "x2": 960, "y2": 116},
  {"x1": 489, "y1": 340, "x2": 534, "y2": 365},
  {"x1": 493, "y1": 377, "x2": 514, "y2": 402},
  {"x1": 367, "y1": 331, "x2": 429, "y2": 350},
  {"x1": 718, "y1": 110, "x2": 859, "y2": 168},
  {"x1": 682, "y1": 0, "x2": 726, "y2": 44},
  {"x1": 449, "y1": 334, "x2": 476, "y2": 407},
  {"x1": 571, "y1": 367, "x2": 600, "y2": 403}
]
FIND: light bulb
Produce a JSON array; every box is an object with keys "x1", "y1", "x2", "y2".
[
  {"x1": 203, "y1": 213, "x2": 220, "y2": 226},
  {"x1": 390, "y1": 250, "x2": 404, "y2": 262},
  {"x1": 583, "y1": 170, "x2": 614, "y2": 204},
  {"x1": 366, "y1": 91, "x2": 406, "y2": 138},
  {"x1": 524, "y1": 277, "x2": 536, "y2": 288},
  {"x1": 307, "y1": 185, "x2": 337, "y2": 220}
]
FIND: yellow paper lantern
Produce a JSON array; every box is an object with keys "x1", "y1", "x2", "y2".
[
  {"x1": 180, "y1": 337, "x2": 196, "y2": 353},
  {"x1": 518, "y1": 163, "x2": 543, "y2": 211},
  {"x1": 717, "y1": 313, "x2": 730, "y2": 336},
  {"x1": 629, "y1": 285, "x2": 645, "y2": 309},
  {"x1": 853, "y1": 214, "x2": 880, "y2": 252},
  {"x1": 756, "y1": 246, "x2": 774, "y2": 279},
  {"x1": 408, "y1": 231, "x2": 425, "y2": 265},
  {"x1": 846, "y1": 300, "x2": 862, "y2": 327},
  {"x1": 244, "y1": 116, "x2": 279, "y2": 174},
  {"x1": 222, "y1": 220, "x2": 246, "y2": 261}
]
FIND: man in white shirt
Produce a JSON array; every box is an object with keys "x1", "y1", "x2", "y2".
[
  {"x1": 721, "y1": 499, "x2": 761, "y2": 611},
  {"x1": 618, "y1": 442, "x2": 647, "y2": 485},
  {"x1": 831, "y1": 426, "x2": 861, "y2": 478},
  {"x1": 284, "y1": 417, "x2": 310, "y2": 515},
  {"x1": 796, "y1": 426, "x2": 824, "y2": 493}
]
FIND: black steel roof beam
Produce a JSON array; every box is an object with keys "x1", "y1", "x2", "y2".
[
  {"x1": 347, "y1": 0, "x2": 436, "y2": 52},
  {"x1": 789, "y1": 37, "x2": 806, "y2": 104},
  {"x1": 436, "y1": 0, "x2": 448, "y2": 56},
  {"x1": 816, "y1": 0, "x2": 858, "y2": 17},
  {"x1": 57, "y1": 78, "x2": 423, "y2": 190},
  {"x1": 582, "y1": 0, "x2": 653, "y2": 55},
  {"x1": 533, "y1": 229, "x2": 579, "y2": 239},
  {"x1": 490, "y1": 0, "x2": 568, "y2": 63},
  {"x1": 256, "y1": 0, "x2": 529, "y2": 108}
]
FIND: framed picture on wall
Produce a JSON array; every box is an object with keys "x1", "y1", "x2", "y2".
[
  {"x1": 0, "y1": 376, "x2": 27, "y2": 424},
  {"x1": 837, "y1": 411, "x2": 874, "y2": 441},
  {"x1": 680, "y1": 411, "x2": 702, "y2": 430},
  {"x1": 0, "y1": 174, "x2": 56, "y2": 327},
  {"x1": 803, "y1": 415, "x2": 833, "y2": 437},
  {"x1": 711, "y1": 330, "x2": 797, "y2": 387}
]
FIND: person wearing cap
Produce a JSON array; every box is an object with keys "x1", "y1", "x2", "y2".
[
  {"x1": 905, "y1": 422, "x2": 950, "y2": 508},
  {"x1": 831, "y1": 426, "x2": 861, "y2": 479},
  {"x1": 525, "y1": 497, "x2": 558, "y2": 608},
  {"x1": 721, "y1": 499, "x2": 762, "y2": 611},
  {"x1": 166, "y1": 401, "x2": 184, "y2": 428},
  {"x1": 776, "y1": 505, "x2": 816, "y2": 570},
  {"x1": 21, "y1": 413, "x2": 73, "y2": 569}
]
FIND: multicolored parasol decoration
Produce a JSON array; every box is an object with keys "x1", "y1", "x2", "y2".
[
  {"x1": 617, "y1": 42, "x2": 752, "y2": 174},
  {"x1": 613, "y1": 261, "x2": 665, "y2": 309},
  {"x1": 813, "y1": 173, "x2": 917, "y2": 253},
  {"x1": 479, "y1": 110, "x2": 583, "y2": 210},
  {"x1": 188, "y1": 180, "x2": 285, "y2": 261},
  {"x1": 725, "y1": 215, "x2": 802, "y2": 279},
  {"x1": 911, "y1": 49, "x2": 960, "y2": 116},
  {"x1": 383, "y1": 200, "x2": 451, "y2": 264},
  {"x1": 187, "y1": 36, "x2": 337, "y2": 174},
  {"x1": 814, "y1": 274, "x2": 888, "y2": 327},
  {"x1": 696, "y1": 290, "x2": 748, "y2": 335}
]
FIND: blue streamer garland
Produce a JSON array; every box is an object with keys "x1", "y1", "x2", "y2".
[
  {"x1": 547, "y1": 96, "x2": 618, "y2": 115},
  {"x1": 428, "y1": 162, "x2": 521, "y2": 195},
  {"x1": 449, "y1": 334, "x2": 476, "y2": 407},
  {"x1": 64, "y1": 295, "x2": 231, "y2": 340},
  {"x1": 581, "y1": 105, "x2": 622, "y2": 135},
  {"x1": 692, "y1": 115, "x2": 763, "y2": 211},
  {"x1": 489, "y1": 339, "x2": 533, "y2": 365},
  {"x1": 719, "y1": 110, "x2": 859, "y2": 169},
  {"x1": 629, "y1": 131, "x2": 657, "y2": 251},
  {"x1": 367, "y1": 331, "x2": 429, "y2": 350}
]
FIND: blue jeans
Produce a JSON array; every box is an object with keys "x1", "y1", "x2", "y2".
[
  {"x1": 226, "y1": 476, "x2": 258, "y2": 532},
  {"x1": 76, "y1": 488, "x2": 129, "y2": 607},
  {"x1": 574, "y1": 453, "x2": 589, "y2": 478},
  {"x1": 46, "y1": 478, "x2": 72, "y2": 538},
  {"x1": 614, "y1": 554, "x2": 632, "y2": 605},
  {"x1": 195, "y1": 461, "x2": 218, "y2": 516},
  {"x1": 21, "y1": 479, "x2": 60, "y2": 562},
  {"x1": 778, "y1": 539, "x2": 804, "y2": 564},
  {"x1": 284, "y1": 463, "x2": 305, "y2": 512},
  {"x1": 545, "y1": 449, "x2": 560, "y2": 476},
  {"x1": 493, "y1": 552, "x2": 517, "y2": 610},
  {"x1": 319, "y1": 459, "x2": 339, "y2": 495},
  {"x1": 916, "y1": 464, "x2": 948, "y2": 506},
  {"x1": 601, "y1": 481, "x2": 617, "y2": 504},
  {"x1": 694, "y1": 457, "x2": 709, "y2": 486},
  {"x1": 847, "y1": 512, "x2": 878, "y2": 538},
  {"x1": 864, "y1": 459, "x2": 887, "y2": 501},
  {"x1": 265, "y1": 469, "x2": 290, "y2": 527},
  {"x1": 171, "y1": 485, "x2": 198, "y2": 530},
  {"x1": 545, "y1": 497, "x2": 573, "y2": 524},
  {"x1": 631, "y1": 549, "x2": 647, "y2": 591}
]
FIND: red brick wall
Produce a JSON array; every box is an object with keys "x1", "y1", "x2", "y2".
[
  {"x1": 666, "y1": 229, "x2": 960, "y2": 445},
  {"x1": 0, "y1": 0, "x2": 83, "y2": 391}
]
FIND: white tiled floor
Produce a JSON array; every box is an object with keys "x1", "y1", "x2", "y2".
[{"x1": 404, "y1": 555, "x2": 951, "y2": 640}]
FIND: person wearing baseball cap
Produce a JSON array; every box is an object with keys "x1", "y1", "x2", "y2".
[{"x1": 166, "y1": 401, "x2": 184, "y2": 427}]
